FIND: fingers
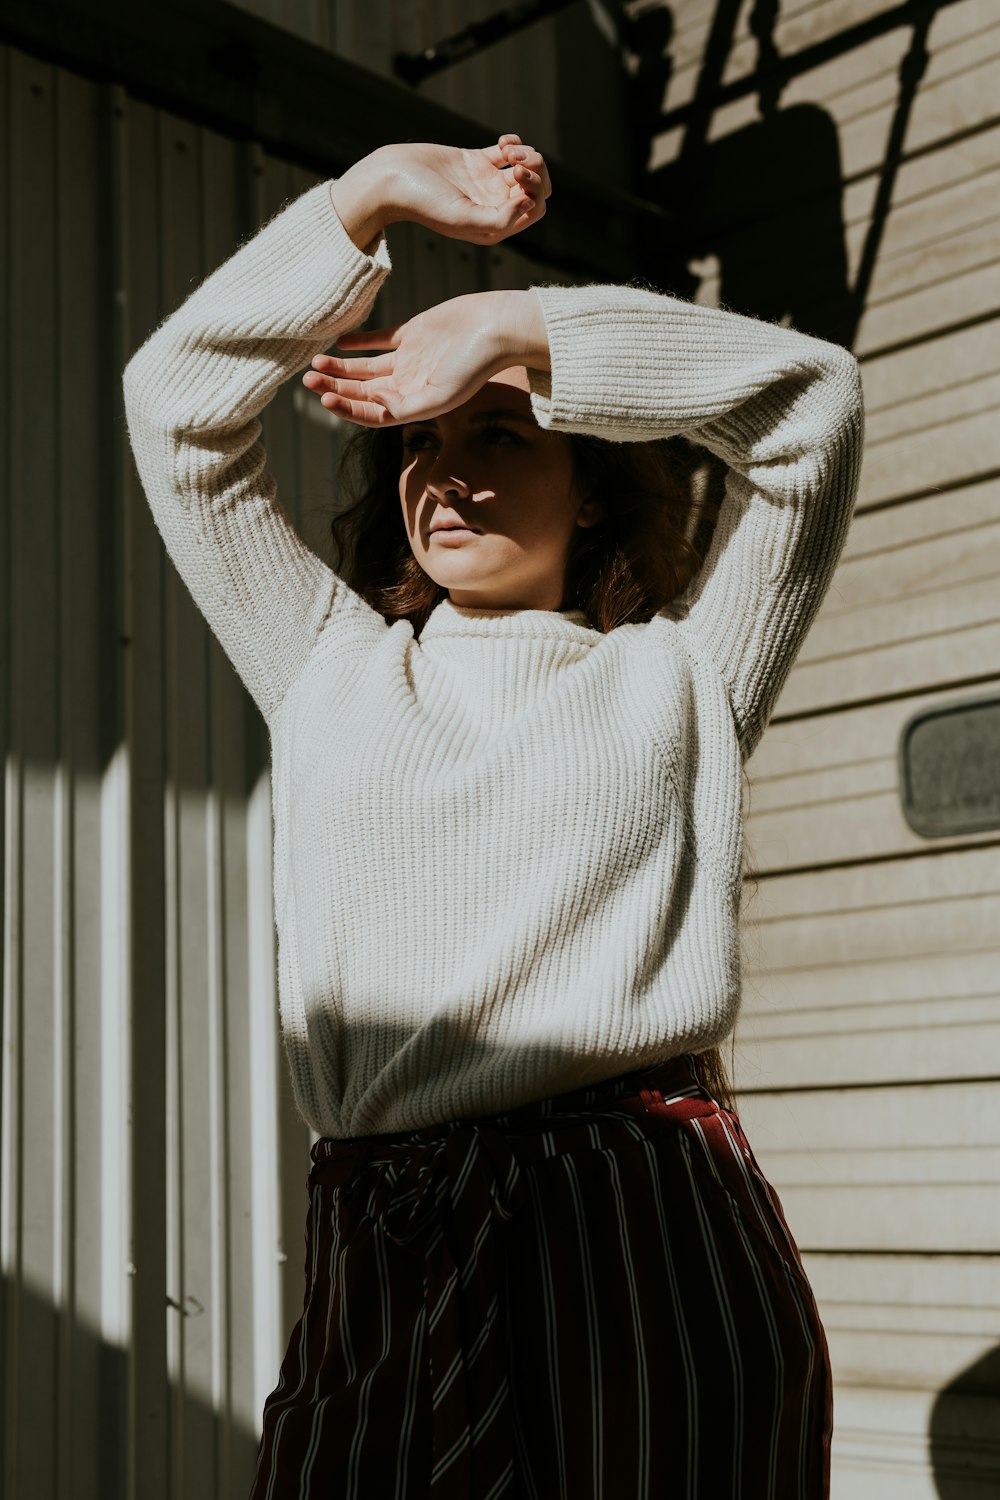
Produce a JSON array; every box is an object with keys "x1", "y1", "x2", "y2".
[
  {"x1": 500, "y1": 140, "x2": 551, "y2": 198},
  {"x1": 309, "y1": 388, "x2": 396, "y2": 427},
  {"x1": 509, "y1": 164, "x2": 542, "y2": 193},
  {"x1": 309, "y1": 352, "x2": 394, "y2": 378},
  {"x1": 337, "y1": 397, "x2": 395, "y2": 427},
  {"x1": 303, "y1": 361, "x2": 401, "y2": 425},
  {"x1": 335, "y1": 396, "x2": 391, "y2": 426},
  {"x1": 308, "y1": 374, "x2": 389, "y2": 403},
  {"x1": 333, "y1": 325, "x2": 402, "y2": 351},
  {"x1": 476, "y1": 135, "x2": 550, "y2": 241},
  {"x1": 483, "y1": 132, "x2": 523, "y2": 166},
  {"x1": 503, "y1": 168, "x2": 549, "y2": 230},
  {"x1": 485, "y1": 135, "x2": 551, "y2": 199}
]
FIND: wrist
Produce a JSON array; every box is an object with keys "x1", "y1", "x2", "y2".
[
  {"x1": 492, "y1": 289, "x2": 551, "y2": 374},
  {"x1": 329, "y1": 149, "x2": 399, "y2": 253}
]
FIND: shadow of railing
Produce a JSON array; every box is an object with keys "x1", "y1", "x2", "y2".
[{"x1": 628, "y1": 0, "x2": 943, "y2": 350}]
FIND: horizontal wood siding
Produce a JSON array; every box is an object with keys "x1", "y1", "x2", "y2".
[{"x1": 653, "y1": 0, "x2": 1000, "y2": 1492}]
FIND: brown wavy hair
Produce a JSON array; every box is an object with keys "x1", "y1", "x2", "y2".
[{"x1": 329, "y1": 425, "x2": 738, "y2": 1112}]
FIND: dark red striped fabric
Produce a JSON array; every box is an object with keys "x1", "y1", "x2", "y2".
[{"x1": 249, "y1": 1055, "x2": 832, "y2": 1499}]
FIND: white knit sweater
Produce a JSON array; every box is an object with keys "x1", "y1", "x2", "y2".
[{"x1": 123, "y1": 179, "x2": 863, "y2": 1138}]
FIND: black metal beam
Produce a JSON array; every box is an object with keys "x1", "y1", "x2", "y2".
[
  {"x1": 393, "y1": 0, "x2": 581, "y2": 85},
  {"x1": 0, "y1": 0, "x2": 669, "y2": 281}
]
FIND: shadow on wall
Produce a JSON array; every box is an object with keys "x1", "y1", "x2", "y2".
[
  {"x1": 622, "y1": 0, "x2": 935, "y2": 348},
  {"x1": 0, "y1": 1276, "x2": 263, "y2": 1499},
  {"x1": 615, "y1": 2, "x2": 998, "y2": 1495},
  {"x1": 930, "y1": 1346, "x2": 1000, "y2": 1498}
]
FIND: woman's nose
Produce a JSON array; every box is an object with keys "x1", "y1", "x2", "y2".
[{"x1": 424, "y1": 465, "x2": 471, "y2": 500}]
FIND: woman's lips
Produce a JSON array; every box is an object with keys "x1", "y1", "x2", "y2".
[{"x1": 430, "y1": 527, "x2": 480, "y2": 541}]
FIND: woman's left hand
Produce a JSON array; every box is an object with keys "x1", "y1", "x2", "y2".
[{"x1": 302, "y1": 289, "x2": 547, "y2": 427}]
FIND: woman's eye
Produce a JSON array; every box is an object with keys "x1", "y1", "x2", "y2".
[{"x1": 401, "y1": 423, "x2": 521, "y2": 450}]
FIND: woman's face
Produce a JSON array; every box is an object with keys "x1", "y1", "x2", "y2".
[{"x1": 398, "y1": 368, "x2": 602, "y2": 611}]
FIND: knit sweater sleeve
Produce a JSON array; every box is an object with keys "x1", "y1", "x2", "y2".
[
  {"x1": 527, "y1": 284, "x2": 864, "y2": 760},
  {"x1": 122, "y1": 179, "x2": 392, "y2": 726}
]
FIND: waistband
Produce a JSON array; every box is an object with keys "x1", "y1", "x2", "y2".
[{"x1": 310, "y1": 1051, "x2": 708, "y2": 1172}]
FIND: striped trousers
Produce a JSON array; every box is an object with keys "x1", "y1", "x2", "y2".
[{"x1": 248, "y1": 1055, "x2": 832, "y2": 1499}]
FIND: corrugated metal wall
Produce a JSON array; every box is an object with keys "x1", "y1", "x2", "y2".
[
  {"x1": 0, "y1": 12, "x2": 585, "y2": 1497},
  {"x1": 0, "y1": 53, "x2": 302, "y2": 1499}
]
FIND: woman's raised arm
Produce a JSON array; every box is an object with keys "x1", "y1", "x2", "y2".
[
  {"x1": 525, "y1": 283, "x2": 864, "y2": 761},
  {"x1": 121, "y1": 137, "x2": 549, "y2": 726},
  {"x1": 122, "y1": 176, "x2": 393, "y2": 726}
]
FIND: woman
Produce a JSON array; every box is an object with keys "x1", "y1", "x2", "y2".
[{"x1": 123, "y1": 133, "x2": 863, "y2": 1499}]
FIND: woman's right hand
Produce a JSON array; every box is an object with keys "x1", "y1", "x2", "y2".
[
  {"x1": 302, "y1": 288, "x2": 548, "y2": 427},
  {"x1": 331, "y1": 136, "x2": 551, "y2": 251}
]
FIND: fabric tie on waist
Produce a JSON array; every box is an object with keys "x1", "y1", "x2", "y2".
[
  {"x1": 306, "y1": 1057, "x2": 703, "y2": 1497},
  {"x1": 342, "y1": 1119, "x2": 526, "y2": 1498},
  {"x1": 254, "y1": 1056, "x2": 831, "y2": 1500}
]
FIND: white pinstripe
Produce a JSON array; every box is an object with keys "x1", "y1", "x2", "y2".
[
  {"x1": 344, "y1": 1217, "x2": 393, "y2": 1499},
  {"x1": 466, "y1": 1291, "x2": 499, "y2": 1368},
  {"x1": 261, "y1": 1184, "x2": 324, "y2": 1500},
  {"x1": 678, "y1": 1127, "x2": 746, "y2": 1495},
  {"x1": 299, "y1": 1186, "x2": 347, "y2": 1493},
  {"x1": 431, "y1": 1345, "x2": 463, "y2": 1410},
  {"x1": 430, "y1": 1377, "x2": 513, "y2": 1486},
  {"x1": 427, "y1": 1257, "x2": 458, "y2": 1334},
  {"x1": 690, "y1": 1116, "x2": 790, "y2": 1498},
  {"x1": 480, "y1": 1456, "x2": 515, "y2": 1500},
  {"x1": 605, "y1": 1149, "x2": 651, "y2": 1500},
  {"x1": 524, "y1": 1157, "x2": 569, "y2": 1500},
  {"x1": 448, "y1": 1135, "x2": 479, "y2": 1210},
  {"x1": 458, "y1": 1210, "x2": 493, "y2": 1292},
  {"x1": 395, "y1": 1296, "x2": 427, "y2": 1497},
  {"x1": 636, "y1": 1137, "x2": 699, "y2": 1500},
  {"x1": 510, "y1": 1393, "x2": 543, "y2": 1500},
  {"x1": 719, "y1": 1116, "x2": 827, "y2": 1496},
  {"x1": 563, "y1": 1153, "x2": 605, "y2": 1500}
]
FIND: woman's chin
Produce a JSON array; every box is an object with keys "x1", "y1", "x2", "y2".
[{"x1": 422, "y1": 558, "x2": 498, "y2": 590}]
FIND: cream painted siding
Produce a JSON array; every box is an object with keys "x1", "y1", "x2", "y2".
[{"x1": 643, "y1": 0, "x2": 1000, "y2": 1493}]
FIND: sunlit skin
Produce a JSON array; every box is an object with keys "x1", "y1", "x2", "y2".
[
  {"x1": 398, "y1": 367, "x2": 603, "y2": 611},
  {"x1": 300, "y1": 134, "x2": 605, "y2": 609}
]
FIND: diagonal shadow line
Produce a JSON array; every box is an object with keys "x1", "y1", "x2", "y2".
[
  {"x1": 658, "y1": 0, "x2": 968, "y2": 132},
  {"x1": 677, "y1": 0, "x2": 744, "y2": 166},
  {"x1": 842, "y1": 10, "x2": 935, "y2": 347}
]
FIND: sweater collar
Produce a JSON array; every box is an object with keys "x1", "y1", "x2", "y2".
[{"x1": 418, "y1": 596, "x2": 596, "y2": 643}]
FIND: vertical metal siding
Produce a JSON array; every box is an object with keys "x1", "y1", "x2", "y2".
[{"x1": 0, "y1": 54, "x2": 267, "y2": 1500}]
